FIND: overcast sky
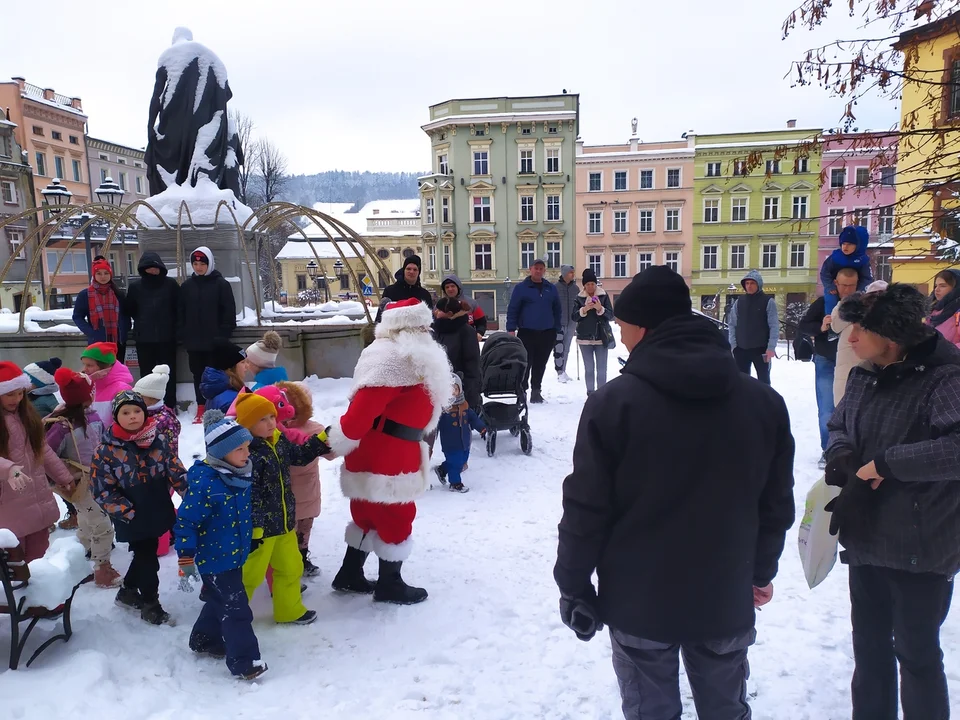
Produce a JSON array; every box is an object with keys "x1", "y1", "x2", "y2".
[{"x1": 1, "y1": 0, "x2": 897, "y2": 176}]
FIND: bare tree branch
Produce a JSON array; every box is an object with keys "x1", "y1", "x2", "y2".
[{"x1": 229, "y1": 109, "x2": 256, "y2": 206}]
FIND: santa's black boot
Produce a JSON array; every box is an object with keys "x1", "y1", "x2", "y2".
[
  {"x1": 332, "y1": 546, "x2": 375, "y2": 594},
  {"x1": 373, "y1": 559, "x2": 428, "y2": 605}
]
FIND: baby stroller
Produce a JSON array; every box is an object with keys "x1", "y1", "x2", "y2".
[{"x1": 479, "y1": 333, "x2": 533, "y2": 456}]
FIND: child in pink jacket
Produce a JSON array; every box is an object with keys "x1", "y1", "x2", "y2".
[
  {"x1": 0, "y1": 362, "x2": 75, "y2": 561},
  {"x1": 81, "y1": 342, "x2": 133, "y2": 424}
]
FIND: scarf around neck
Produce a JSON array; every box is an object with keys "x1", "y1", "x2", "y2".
[
  {"x1": 112, "y1": 416, "x2": 157, "y2": 448},
  {"x1": 206, "y1": 454, "x2": 254, "y2": 484},
  {"x1": 88, "y1": 281, "x2": 121, "y2": 343}
]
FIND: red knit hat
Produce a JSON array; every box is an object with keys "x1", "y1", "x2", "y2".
[
  {"x1": 0, "y1": 361, "x2": 33, "y2": 396},
  {"x1": 81, "y1": 342, "x2": 118, "y2": 365},
  {"x1": 91, "y1": 258, "x2": 113, "y2": 279},
  {"x1": 54, "y1": 367, "x2": 94, "y2": 406}
]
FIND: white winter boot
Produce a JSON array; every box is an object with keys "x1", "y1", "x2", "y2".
[{"x1": 558, "y1": 372, "x2": 571, "y2": 384}]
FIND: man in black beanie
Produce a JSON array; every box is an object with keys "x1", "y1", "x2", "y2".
[
  {"x1": 554, "y1": 266, "x2": 795, "y2": 720},
  {"x1": 375, "y1": 254, "x2": 434, "y2": 321},
  {"x1": 825, "y1": 283, "x2": 960, "y2": 719}
]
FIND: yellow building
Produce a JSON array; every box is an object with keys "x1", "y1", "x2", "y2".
[
  {"x1": 277, "y1": 236, "x2": 368, "y2": 306},
  {"x1": 892, "y1": 13, "x2": 960, "y2": 291}
]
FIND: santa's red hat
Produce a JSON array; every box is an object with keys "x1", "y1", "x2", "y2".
[
  {"x1": 0, "y1": 361, "x2": 33, "y2": 396},
  {"x1": 377, "y1": 297, "x2": 433, "y2": 335},
  {"x1": 54, "y1": 367, "x2": 95, "y2": 406}
]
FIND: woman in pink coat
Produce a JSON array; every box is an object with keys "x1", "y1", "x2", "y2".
[
  {"x1": 928, "y1": 269, "x2": 960, "y2": 349},
  {"x1": 0, "y1": 362, "x2": 75, "y2": 561},
  {"x1": 81, "y1": 342, "x2": 133, "y2": 423}
]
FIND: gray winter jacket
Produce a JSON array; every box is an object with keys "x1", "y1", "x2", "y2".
[
  {"x1": 728, "y1": 270, "x2": 779, "y2": 352},
  {"x1": 557, "y1": 276, "x2": 580, "y2": 327},
  {"x1": 827, "y1": 332, "x2": 960, "y2": 576}
]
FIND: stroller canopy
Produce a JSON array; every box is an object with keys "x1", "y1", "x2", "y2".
[{"x1": 480, "y1": 333, "x2": 528, "y2": 393}]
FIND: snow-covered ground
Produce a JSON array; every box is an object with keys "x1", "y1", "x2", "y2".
[{"x1": 3, "y1": 346, "x2": 960, "y2": 719}]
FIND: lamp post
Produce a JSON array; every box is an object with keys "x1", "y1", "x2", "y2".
[
  {"x1": 95, "y1": 177, "x2": 125, "y2": 286},
  {"x1": 334, "y1": 259, "x2": 344, "y2": 296},
  {"x1": 306, "y1": 259, "x2": 321, "y2": 305},
  {"x1": 39, "y1": 179, "x2": 72, "y2": 306},
  {"x1": 501, "y1": 276, "x2": 512, "y2": 331}
]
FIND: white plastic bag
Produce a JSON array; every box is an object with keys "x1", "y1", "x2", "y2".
[{"x1": 798, "y1": 475, "x2": 841, "y2": 589}]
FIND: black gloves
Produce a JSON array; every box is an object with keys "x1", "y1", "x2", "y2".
[
  {"x1": 824, "y1": 454, "x2": 854, "y2": 488},
  {"x1": 559, "y1": 592, "x2": 603, "y2": 642},
  {"x1": 823, "y1": 453, "x2": 858, "y2": 537}
]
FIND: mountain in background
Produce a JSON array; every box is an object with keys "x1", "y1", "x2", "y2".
[{"x1": 282, "y1": 170, "x2": 426, "y2": 211}]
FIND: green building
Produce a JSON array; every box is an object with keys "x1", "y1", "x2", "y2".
[
  {"x1": 419, "y1": 94, "x2": 579, "y2": 326},
  {"x1": 691, "y1": 126, "x2": 822, "y2": 320}
]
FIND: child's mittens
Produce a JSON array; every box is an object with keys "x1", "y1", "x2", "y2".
[{"x1": 178, "y1": 555, "x2": 200, "y2": 592}]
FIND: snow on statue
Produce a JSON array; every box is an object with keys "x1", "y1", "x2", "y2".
[{"x1": 327, "y1": 297, "x2": 452, "y2": 605}]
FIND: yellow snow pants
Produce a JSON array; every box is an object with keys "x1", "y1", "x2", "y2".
[{"x1": 242, "y1": 530, "x2": 306, "y2": 623}]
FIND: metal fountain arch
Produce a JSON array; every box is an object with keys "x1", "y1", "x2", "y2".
[{"x1": 0, "y1": 200, "x2": 393, "y2": 332}]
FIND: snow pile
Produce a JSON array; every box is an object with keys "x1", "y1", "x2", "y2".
[
  {"x1": 137, "y1": 176, "x2": 253, "y2": 228},
  {"x1": 0, "y1": 527, "x2": 18, "y2": 549},
  {"x1": 261, "y1": 300, "x2": 367, "y2": 318},
  {"x1": 16, "y1": 537, "x2": 91, "y2": 609},
  {"x1": 0, "y1": 313, "x2": 83, "y2": 334},
  {"x1": 24, "y1": 306, "x2": 75, "y2": 321}
]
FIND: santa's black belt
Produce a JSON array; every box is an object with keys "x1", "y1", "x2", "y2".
[{"x1": 372, "y1": 416, "x2": 424, "y2": 442}]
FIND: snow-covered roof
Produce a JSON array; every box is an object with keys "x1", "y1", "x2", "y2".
[
  {"x1": 356, "y1": 199, "x2": 420, "y2": 218},
  {"x1": 276, "y1": 240, "x2": 365, "y2": 260},
  {"x1": 313, "y1": 202, "x2": 355, "y2": 215},
  {"x1": 21, "y1": 82, "x2": 86, "y2": 118}
]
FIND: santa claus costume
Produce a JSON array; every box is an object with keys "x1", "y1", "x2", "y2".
[{"x1": 328, "y1": 297, "x2": 452, "y2": 604}]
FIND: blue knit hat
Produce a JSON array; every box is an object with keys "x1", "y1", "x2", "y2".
[
  {"x1": 202, "y1": 409, "x2": 253, "y2": 460},
  {"x1": 23, "y1": 357, "x2": 62, "y2": 389}
]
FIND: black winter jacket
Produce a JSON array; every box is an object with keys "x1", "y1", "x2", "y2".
[
  {"x1": 555, "y1": 314, "x2": 795, "y2": 643},
  {"x1": 827, "y1": 331, "x2": 960, "y2": 576},
  {"x1": 797, "y1": 296, "x2": 838, "y2": 363},
  {"x1": 434, "y1": 314, "x2": 482, "y2": 408},
  {"x1": 178, "y1": 269, "x2": 237, "y2": 352},
  {"x1": 125, "y1": 253, "x2": 180, "y2": 344},
  {"x1": 572, "y1": 288, "x2": 614, "y2": 343},
  {"x1": 375, "y1": 268, "x2": 433, "y2": 321}
]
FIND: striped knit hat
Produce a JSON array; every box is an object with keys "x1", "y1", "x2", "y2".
[
  {"x1": 82, "y1": 342, "x2": 118, "y2": 365},
  {"x1": 23, "y1": 357, "x2": 62, "y2": 390},
  {"x1": 112, "y1": 390, "x2": 147, "y2": 421},
  {"x1": 203, "y1": 409, "x2": 253, "y2": 460},
  {"x1": 0, "y1": 362, "x2": 33, "y2": 396}
]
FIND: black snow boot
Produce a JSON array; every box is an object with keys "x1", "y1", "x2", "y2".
[
  {"x1": 373, "y1": 559, "x2": 428, "y2": 605},
  {"x1": 115, "y1": 585, "x2": 144, "y2": 611},
  {"x1": 141, "y1": 601, "x2": 173, "y2": 626},
  {"x1": 300, "y1": 546, "x2": 321, "y2": 578},
  {"x1": 332, "y1": 546, "x2": 376, "y2": 594},
  {"x1": 530, "y1": 389, "x2": 545, "y2": 404}
]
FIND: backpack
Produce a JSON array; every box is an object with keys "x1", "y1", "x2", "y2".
[{"x1": 793, "y1": 334, "x2": 814, "y2": 362}]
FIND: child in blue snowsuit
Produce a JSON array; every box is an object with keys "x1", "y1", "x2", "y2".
[
  {"x1": 820, "y1": 224, "x2": 874, "y2": 313},
  {"x1": 175, "y1": 410, "x2": 267, "y2": 681},
  {"x1": 434, "y1": 374, "x2": 486, "y2": 494}
]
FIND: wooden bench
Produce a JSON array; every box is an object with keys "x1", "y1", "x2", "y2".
[{"x1": 0, "y1": 541, "x2": 91, "y2": 669}]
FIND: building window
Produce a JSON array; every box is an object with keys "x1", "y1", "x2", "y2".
[
  {"x1": 340, "y1": 272, "x2": 351, "y2": 291},
  {"x1": 443, "y1": 243, "x2": 452, "y2": 271},
  {"x1": 764, "y1": 196, "x2": 780, "y2": 220},
  {"x1": 878, "y1": 205, "x2": 894, "y2": 235},
  {"x1": 546, "y1": 148, "x2": 560, "y2": 174},
  {"x1": 950, "y1": 59, "x2": 960, "y2": 118},
  {"x1": 639, "y1": 209, "x2": 654, "y2": 233},
  {"x1": 118, "y1": 172, "x2": 127, "y2": 191},
  {"x1": 702, "y1": 245, "x2": 719, "y2": 270},
  {"x1": 614, "y1": 253, "x2": 628, "y2": 278},
  {"x1": 425, "y1": 198, "x2": 435, "y2": 225},
  {"x1": 297, "y1": 274, "x2": 307, "y2": 292},
  {"x1": 703, "y1": 199, "x2": 719, "y2": 223},
  {"x1": 521, "y1": 127, "x2": 532, "y2": 136},
  {"x1": 790, "y1": 243, "x2": 806, "y2": 268},
  {"x1": 46, "y1": 249, "x2": 88, "y2": 274},
  {"x1": 428, "y1": 245, "x2": 437, "y2": 271},
  {"x1": 35, "y1": 152, "x2": 46, "y2": 176},
  {"x1": 1, "y1": 181, "x2": 16, "y2": 204},
  {"x1": 546, "y1": 194, "x2": 561, "y2": 222},
  {"x1": 706, "y1": 162, "x2": 721, "y2": 177},
  {"x1": 72, "y1": 159, "x2": 82, "y2": 183},
  {"x1": 0, "y1": 134, "x2": 8, "y2": 158},
  {"x1": 546, "y1": 241, "x2": 561, "y2": 269},
  {"x1": 640, "y1": 169, "x2": 653, "y2": 189},
  {"x1": 855, "y1": 167, "x2": 870, "y2": 187},
  {"x1": 614, "y1": 170, "x2": 627, "y2": 191},
  {"x1": 614, "y1": 210, "x2": 628, "y2": 233},
  {"x1": 32, "y1": 126, "x2": 43, "y2": 136},
  {"x1": 589, "y1": 172, "x2": 602, "y2": 192},
  {"x1": 8, "y1": 231, "x2": 24, "y2": 259},
  {"x1": 762, "y1": 243, "x2": 778, "y2": 269},
  {"x1": 475, "y1": 128, "x2": 485, "y2": 137},
  {"x1": 732, "y1": 197, "x2": 748, "y2": 222},
  {"x1": 731, "y1": 244, "x2": 746, "y2": 270},
  {"x1": 792, "y1": 195, "x2": 809, "y2": 219},
  {"x1": 733, "y1": 160, "x2": 747, "y2": 176},
  {"x1": 441, "y1": 196, "x2": 450, "y2": 223},
  {"x1": 880, "y1": 167, "x2": 896, "y2": 187},
  {"x1": 117, "y1": 157, "x2": 127, "y2": 165},
  {"x1": 853, "y1": 206, "x2": 870, "y2": 231},
  {"x1": 520, "y1": 149, "x2": 534, "y2": 174},
  {"x1": 588, "y1": 211, "x2": 602, "y2": 234},
  {"x1": 474, "y1": 243, "x2": 492, "y2": 270},
  {"x1": 828, "y1": 208, "x2": 845, "y2": 235},
  {"x1": 830, "y1": 168, "x2": 846, "y2": 188},
  {"x1": 665, "y1": 208, "x2": 680, "y2": 231},
  {"x1": 664, "y1": 251, "x2": 680, "y2": 273},
  {"x1": 795, "y1": 157, "x2": 809, "y2": 173},
  {"x1": 666, "y1": 168, "x2": 681, "y2": 188},
  {"x1": 51, "y1": 130, "x2": 62, "y2": 141},
  {"x1": 472, "y1": 196, "x2": 491, "y2": 223},
  {"x1": 521, "y1": 242, "x2": 535, "y2": 269},
  {"x1": 520, "y1": 195, "x2": 535, "y2": 222},
  {"x1": 438, "y1": 153, "x2": 449, "y2": 175},
  {"x1": 100, "y1": 168, "x2": 108, "y2": 184},
  {"x1": 473, "y1": 151, "x2": 489, "y2": 176},
  {"x1": 54, "y1": 156, "x2": 65, "y2": 179},
  {"x1": 99, "y1": 153, "x2": 109, "y2": 161},
  {"x1": 69, "y1": 135, "x2": 79, "y2": 145},
  {"x1": 136, "y1": 176, "x2": 143, "y2": 194},
  {"x1": 765, "y1": 159, "x2": 781, "y2": 175},
  {"x1": 377, "y1": 248, "x2": 390, "y2": 260},
  {"x1": 548, "y1": 125, "x2": 558, "y2": 135},
  {"x1": 588, "y1": 254, "x2": 602, "y2": 276},
  {"x1": 638, "y1": 251, "x2": 654, "y2": 271}
]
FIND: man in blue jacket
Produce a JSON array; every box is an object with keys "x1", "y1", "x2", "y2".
[{"x1": 507, "y1": 258, "x2": 562, "y2": 403}]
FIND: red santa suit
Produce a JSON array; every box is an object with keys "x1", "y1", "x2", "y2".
[{"x1": 327, "y1": 297, "x2": 452, "y2": 562}]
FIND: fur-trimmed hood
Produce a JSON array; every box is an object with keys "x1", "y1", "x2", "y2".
[{"x1": 577, "y1": 286, "x2": 607, "y2": 299}]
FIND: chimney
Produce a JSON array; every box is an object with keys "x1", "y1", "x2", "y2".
[
  {"x1": 786, "y1": 119, "x2": 797, "y2": 128},
  {"x1": 43, "y1": 88, "x2": 55, "y2": 101},
  {"x1": 71, "y1": 97, "x2": 82, "y2": 111},
  {"x1": 576, "y1": 137, "x2": 584, "y2": 156},
  {"x1": 11, "y1": 77, "x2": 25, "y2": 92},
  {"x1": 629, "y1": 136, "x2": 639, "y2": 152},
  {"x1": 372, "y1": 209, "x2": 380, "y2": 216}
]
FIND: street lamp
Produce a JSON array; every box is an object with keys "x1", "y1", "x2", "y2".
[
  {"x1": 94, "y1": 177, "x2": 126, "y2": 287},
  {"x1": 334, "y1": 259, "x2": 344, "y2": 294},
  {"x1": 41, "y1": 178, "x2": 72, "y2": 214},
  {"x1": 77, "y1": 212, "x2": 96, "y2": 282}
]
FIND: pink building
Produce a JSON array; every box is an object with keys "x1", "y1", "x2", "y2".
[
  {"x1": 575, "y1": 124, "x2": 694, "y2": 301},
  {"x1": 819, "y1": 133, "x2": 898, "y2": 292}
]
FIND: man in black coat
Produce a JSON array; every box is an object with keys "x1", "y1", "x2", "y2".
[
  {"x1": 125, "y1": 252, "x2": 181, "y2": 409},
  {"x1": 178, "y1": 246, "x2": 237, "y2": 421},
  {"x1": 826, "y1": 284, "x2": 960, "y2": 720},
  {"x1": 375, "y1": 255, "x2": 433, "y2": 322},
  {"x1": 433, "y1": 297, "x2": 482, "y2": 409},
  {"x1": 554, "y1": 266, "x2": 795, "y2": 720}
]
